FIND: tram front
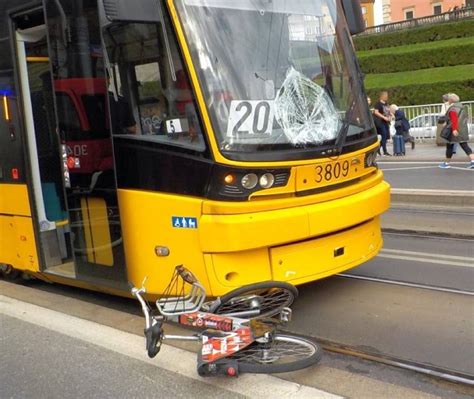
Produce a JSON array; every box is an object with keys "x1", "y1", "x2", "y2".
[{"x1": 101, "y1": 0, "x2": 390, "y2": 296}]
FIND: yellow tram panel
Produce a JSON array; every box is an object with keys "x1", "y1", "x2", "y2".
[
  {"x1": 205, "y1": 249, "x2": 272, "y2": 290},
  {"x1": 200, "y1": 174, "x2": 389, "y2": 253},
  {"x1": 117, "y1": 189, "x2": 210, "y2": 295},
  {"x1": 271, "y1": 217, "x2": 382, "y2": 284},
  {"x1": 0, "y1": 184, "x2": 39, "y2": 272},
  {"x1": 0, "y1": 184, "x2": 32, "y2": 217},
  {"x1": 202, "y1": 179, "x2": 389, "y2": 296}
]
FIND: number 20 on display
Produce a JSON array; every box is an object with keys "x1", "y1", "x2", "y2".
[{"x1": 226, "y1": 100, "x2": 275, "y2": 137}]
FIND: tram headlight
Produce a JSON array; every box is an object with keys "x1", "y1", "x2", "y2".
[
  {"x1": 241, "y1": 173, "x2": 259, "y2": 190},
  {"x1": 259, "y1": 173, "x2": 275, "y2": 189},
  {"x1": 212, "y1": 166, "x2": 290, "y2": 200}
]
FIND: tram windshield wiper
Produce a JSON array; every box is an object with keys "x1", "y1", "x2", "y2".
[{"x1": 333, "y1": 98, "x2": 357, "y2": 155}]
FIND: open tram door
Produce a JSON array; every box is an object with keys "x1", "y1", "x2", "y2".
[{"x1": 13, "y1": 5, "x2": 127, "y2": 288}]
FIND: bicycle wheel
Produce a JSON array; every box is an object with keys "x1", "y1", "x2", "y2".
[
  {"x1": 207, "y1": 281, "x2": 298, "y2": 319},
  {"x1": 229, "y1": 334, "x2": 322, "y2": 374}
]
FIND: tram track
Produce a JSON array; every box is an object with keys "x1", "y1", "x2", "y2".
[
  {"x1": 315, "y1": 339, "x2": 474, "y2": 387},
  {"x1": 337, "y1": 274, "x2": 474, "y2": 296},
  {"x1": 383, "y1": 231, "x2": 474, "y2": 241}
]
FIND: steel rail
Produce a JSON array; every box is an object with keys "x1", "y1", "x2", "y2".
[
  {"x1": 337, "y1": 274, "x2": 474, "y2": 296},
  {"x1": 316, "y1": 339, "x2": 474, "y2": 386},
  {"x1": 382, "y1": 230, "x2": 474, "y2": 241}
]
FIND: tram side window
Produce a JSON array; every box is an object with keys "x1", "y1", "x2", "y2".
[
  {"x1": 105, "y1": 22, "x2": 205, "y2": 151},
  {"x1": 135, "y1": 62, "x2": 166, "y2": 135}
]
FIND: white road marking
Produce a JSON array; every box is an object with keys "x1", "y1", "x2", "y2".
[
  {"x1": 382, "y1": 166, "x2": 473, "y2": 172},
  {"x1": 382, "y1": 166, "x2": 437, "y2": 172},
  {"x1": 0, "y1": 295, "x2": 340, "y2": 399},
  {"x1": 378, "y1": 253, "x2": 474, "y2": 268},
  {"x1": 391, "y1": 188, "x2": 474, "y2": 195},
  {"x1": 378, "y1": 161, "x2": 466, "y2": 165}
]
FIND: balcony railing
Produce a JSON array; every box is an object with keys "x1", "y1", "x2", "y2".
[{"x1": 360, "y1": 7, "x2": 474, "y2": 36}]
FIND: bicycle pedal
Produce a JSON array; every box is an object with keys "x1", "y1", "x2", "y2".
[{"x1": 280, "y1": 307, "x2": 292, "y2": 323}]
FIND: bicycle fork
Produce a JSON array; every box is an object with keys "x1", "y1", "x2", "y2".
[{"x1": 132, "y1": 287, "x2": 201, "y2": 358}]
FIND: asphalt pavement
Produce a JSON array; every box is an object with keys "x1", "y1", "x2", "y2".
[
  {"x1": 348, "y1": 233, "x2": 474, "y2": 292},
  {"x1": 0, "y1": 296, "x2": 335, "y2": 399},
  {"x1": 1, "y1": 315, "x2": 243, "y2": 399},
  {"x1": 380, "y1": 162, "x2": 474, "y2": 191}
]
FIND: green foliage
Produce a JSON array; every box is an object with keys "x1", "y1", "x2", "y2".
[
  {"x1": 357, "y1": 36, "x2": 474, "y2": 57},
  {"x1": 356, "y1": 18, "x2": 474, "y2": 104},
  {"x1": 364, "y1": 65, "x2": 474, "y2": 88},
  {"x1": 365, "y1": 79, "x2": 474, "y2": 105},
  {"x1": 357, "y1": 37, "x2": 474, "y2": 73},
  {"x1": 359, "y1": 41, "x2": 474, "y2": 73},
  {"x1": 354, "y1": 19, "x2": 474, "y2": 51}
]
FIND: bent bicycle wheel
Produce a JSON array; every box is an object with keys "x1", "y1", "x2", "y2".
[
  {"x1": 229, "y1": 334, "x2": 322, "y2": 374},
  {"x1": 207, "y1": 281, "x2": 298, "y2": 319}
]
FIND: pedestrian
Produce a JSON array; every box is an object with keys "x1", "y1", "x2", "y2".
[
  {"x1": 440, "y1": 94, "x2": 450, "y2": 115},
  {"x1": 391, "y1": 104, "x2": 415, "y2": 150},
  {"x1": 439, "y1": 93, "x2": 474, "y2": 169},
  {"x1": 440, "y1": 94, "x2": 456, "y2": 154},
  {"x1": 373, "y1": 91, "x2": 392, "y2": 156}
]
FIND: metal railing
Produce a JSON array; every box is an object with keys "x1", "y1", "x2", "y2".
[
  {"x1": 361, "y1": 7, "x2": 473, "y2": 36},
  {"x1": 396, "y1": 101, "x2": 474, "y2": 142}
]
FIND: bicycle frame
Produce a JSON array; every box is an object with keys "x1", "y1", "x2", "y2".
[{"x1": 132, "y1": 286, "x2": 279, "y2": 377}]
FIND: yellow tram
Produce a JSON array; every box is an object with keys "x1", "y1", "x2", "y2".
[{"x1": 0, "y1": 0, "x2": 390, "y2": 296}]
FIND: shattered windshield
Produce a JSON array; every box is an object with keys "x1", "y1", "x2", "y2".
[{"x1": 175, "y1": 0, "x2": 373, "y2": 159}]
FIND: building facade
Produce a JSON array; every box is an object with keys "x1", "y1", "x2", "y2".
[
  {"x1": 360, "y1": 0, "x2": 376, "y2": 27},
  {"x1": 382, "y1": 0, "x2": 468, "y2": 23}
]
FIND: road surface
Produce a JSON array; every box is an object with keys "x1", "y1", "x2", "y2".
[{"x1": 380, "y1": 161, "x2": 474, "y2": 190}]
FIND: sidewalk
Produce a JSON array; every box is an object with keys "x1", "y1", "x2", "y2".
[
  {"x1": 377, "y1": 142, "x2": 474, "y2": 237},
  {"x1": 380, "y1": 141, "x2": 474, "y2": 162}
]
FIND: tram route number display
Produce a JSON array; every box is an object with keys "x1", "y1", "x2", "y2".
[{"x1": 226, "y1": 100, "x2": 275, "y2": 137}]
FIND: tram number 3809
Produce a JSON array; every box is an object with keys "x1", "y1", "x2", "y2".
[{"x1": 315, "y1": 160, "x2": 351, "y2": 184}]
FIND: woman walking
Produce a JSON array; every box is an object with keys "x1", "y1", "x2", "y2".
[{"x1": 439, "y1": 93, "x2": 474, "y2": 169}]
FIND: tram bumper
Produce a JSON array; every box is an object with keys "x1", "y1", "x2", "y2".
[{"x1": 201, "y1": 174, "x2": 390, "y2": 295}]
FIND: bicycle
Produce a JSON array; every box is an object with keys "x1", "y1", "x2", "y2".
[{"x1": 132, "y1": 265, "x2": 322, "y2": 377}]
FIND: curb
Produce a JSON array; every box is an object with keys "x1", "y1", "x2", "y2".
[{"x1": 391, "y1": 189, "x2": 474, "y2": 208}]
